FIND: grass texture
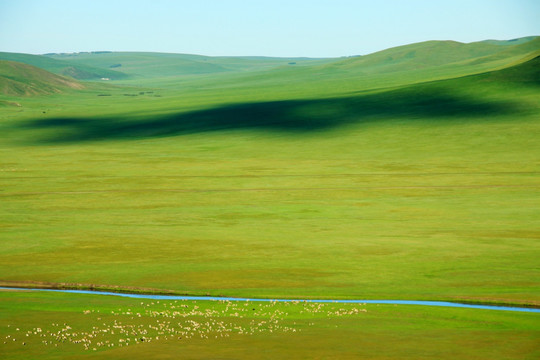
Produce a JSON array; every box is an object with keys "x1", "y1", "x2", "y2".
[
  {"x1": 1, "y1": 291, "x2": 538, "y2": 359},
  {"x1": 0, "y1": 37, "x2": 539, "y2": 358}
]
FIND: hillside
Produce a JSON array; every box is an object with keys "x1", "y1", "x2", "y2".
[
  {"x1": 0, "y1": 52, "x2": 128, "y2": 80},
  {"x1": 143, "y1": 36, "x2": 540, "y2": 99},
  {"x1": 2, "y1": 37, "x2": 535, "y2": 91},
  {"x1": 322, "y1": 36, "x2": 540, "y2": 73},
  {"x1": 43, "y1": 37, "x2": 539, "y2": 81},
  {"x1": 474, "y1": 53, "x2": 540, "y2": 85},
  {"x1": 0, "y1": 60, "x2": 84, "y2": 96},
  {"x1": 250, "y1": 36, "x2": 540, "y2": 93}
]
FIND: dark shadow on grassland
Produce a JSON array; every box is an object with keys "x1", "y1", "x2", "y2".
[
  {"x1": 15, "y1": 87, "x2": 519, "y2": 144},
  {"x1": 477, "y1": 55, "x2": 540, "y2": 86}
]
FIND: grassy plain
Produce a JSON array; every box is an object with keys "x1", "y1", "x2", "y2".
[
  {"x1": 1, "y1": 291, "x2": 539, "y2": 359},
  {"x1": 0, "y1": 38, "x2": 539, "y2": 358}
]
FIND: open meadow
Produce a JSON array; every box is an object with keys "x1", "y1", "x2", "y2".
[
  {"x1": 1, "y1": 37, "x2": 539, "y2": 358},
  {"x1": 1, "y1": 290, "x2": 539, "y2": 360}
]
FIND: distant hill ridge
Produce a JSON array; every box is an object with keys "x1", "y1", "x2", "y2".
[
  {"x1": 0, "y1": 36, "x2": 538, "y2": 96},
  {"x1": 41, "y1": 36, "x2": 540, "y2": 82},
  {"x1": 317, "y1": 37, "x2": 540, "y2": 73},
  {"x1": 0, "y1": 52, "x2": 128, "y2": 80},
  {"x1": 44, "y1": 51, "x2": 332, "y2": 78}
]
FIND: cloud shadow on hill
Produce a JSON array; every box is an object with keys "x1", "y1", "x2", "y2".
[{"x1": 16, "y1": 87, "x2": 518, "y2": 144}]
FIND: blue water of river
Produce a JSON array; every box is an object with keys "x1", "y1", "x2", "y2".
[{"x1": 1, "y1": 287, "x2": 539, "y2": 313}]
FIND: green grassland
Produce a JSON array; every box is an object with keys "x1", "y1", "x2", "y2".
[
  {"x1": 1, "y1": 37, "x2": 539, "y2": 358},
  {"x1": 1, "y1": 291, "x2": 538, "y2": 359}
]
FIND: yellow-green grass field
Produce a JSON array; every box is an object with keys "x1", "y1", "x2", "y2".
[{"x1": 1, "y1": 38, "x2": 539, "y2": 358}]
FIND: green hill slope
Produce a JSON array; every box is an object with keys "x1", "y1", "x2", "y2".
[
  {"x1": 0, "y1": 52, "x2": 128, "y2": 80},
  {"x1": 285, "y1": 37, "x2": 539, "y2": 94},
  {"x1": 323, "y1": 36, "x2": 539, "y2": 74},
  {"x1": 161, "y1": 36, "x2": 539, "y2": 101},
  {"x1": 0, "y1": 60, "x2": 84, "y2": 96},
  {"x1": 4, "y1": 36, "x2": 537, "y2": 87},
  {"x1": 471, "y1": 53, "x2": 540, "y2": 85}
]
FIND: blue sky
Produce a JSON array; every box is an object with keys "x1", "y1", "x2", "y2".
[{"x1": 1, "y1": 0, "x2": 539, "y2": 57}]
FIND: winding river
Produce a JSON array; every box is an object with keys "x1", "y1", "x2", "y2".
[{"x1": 2, "y1": 287, "x2": 539, "y2": 313}]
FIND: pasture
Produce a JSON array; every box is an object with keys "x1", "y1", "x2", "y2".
[
  {"x1": 1, "y1": 290, "x2": 539, "y2": 359},
  {"x1": 1, "y1": 38, "x2": 539, "y2": 358}
]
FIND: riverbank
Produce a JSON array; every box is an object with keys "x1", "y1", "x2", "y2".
[
  {"x1": 1, "y1": 289, "x2": 538, "y2": 359},
  {"x1": 2, "y1": 286, "x2": 539, "y2": 313}
]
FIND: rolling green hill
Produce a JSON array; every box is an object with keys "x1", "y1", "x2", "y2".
[
  {"x1": 0, "y1": 52, "x2": 128, "y2": 80},
  {"x1": 40, "y1": 37, "x2": 537, "y2": 86},
  {"x1": 3, "y1": 36, "x2": 537, "y2": 89},
  {"x1": 136, "y1": 36, "x2": 538, "y2": 101},
  {"x1": 469, "y1": 53, "x2": 540, "y2": 85},
  {"x1": 326, "y1": 37, "x2": 540, "y2": 73},
  {"x1": 248, "y1": 36, "x2": 540, "y2": 94},
  {"x1": 0, "y1": 60, "x2": 84, "y2": 96}
]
